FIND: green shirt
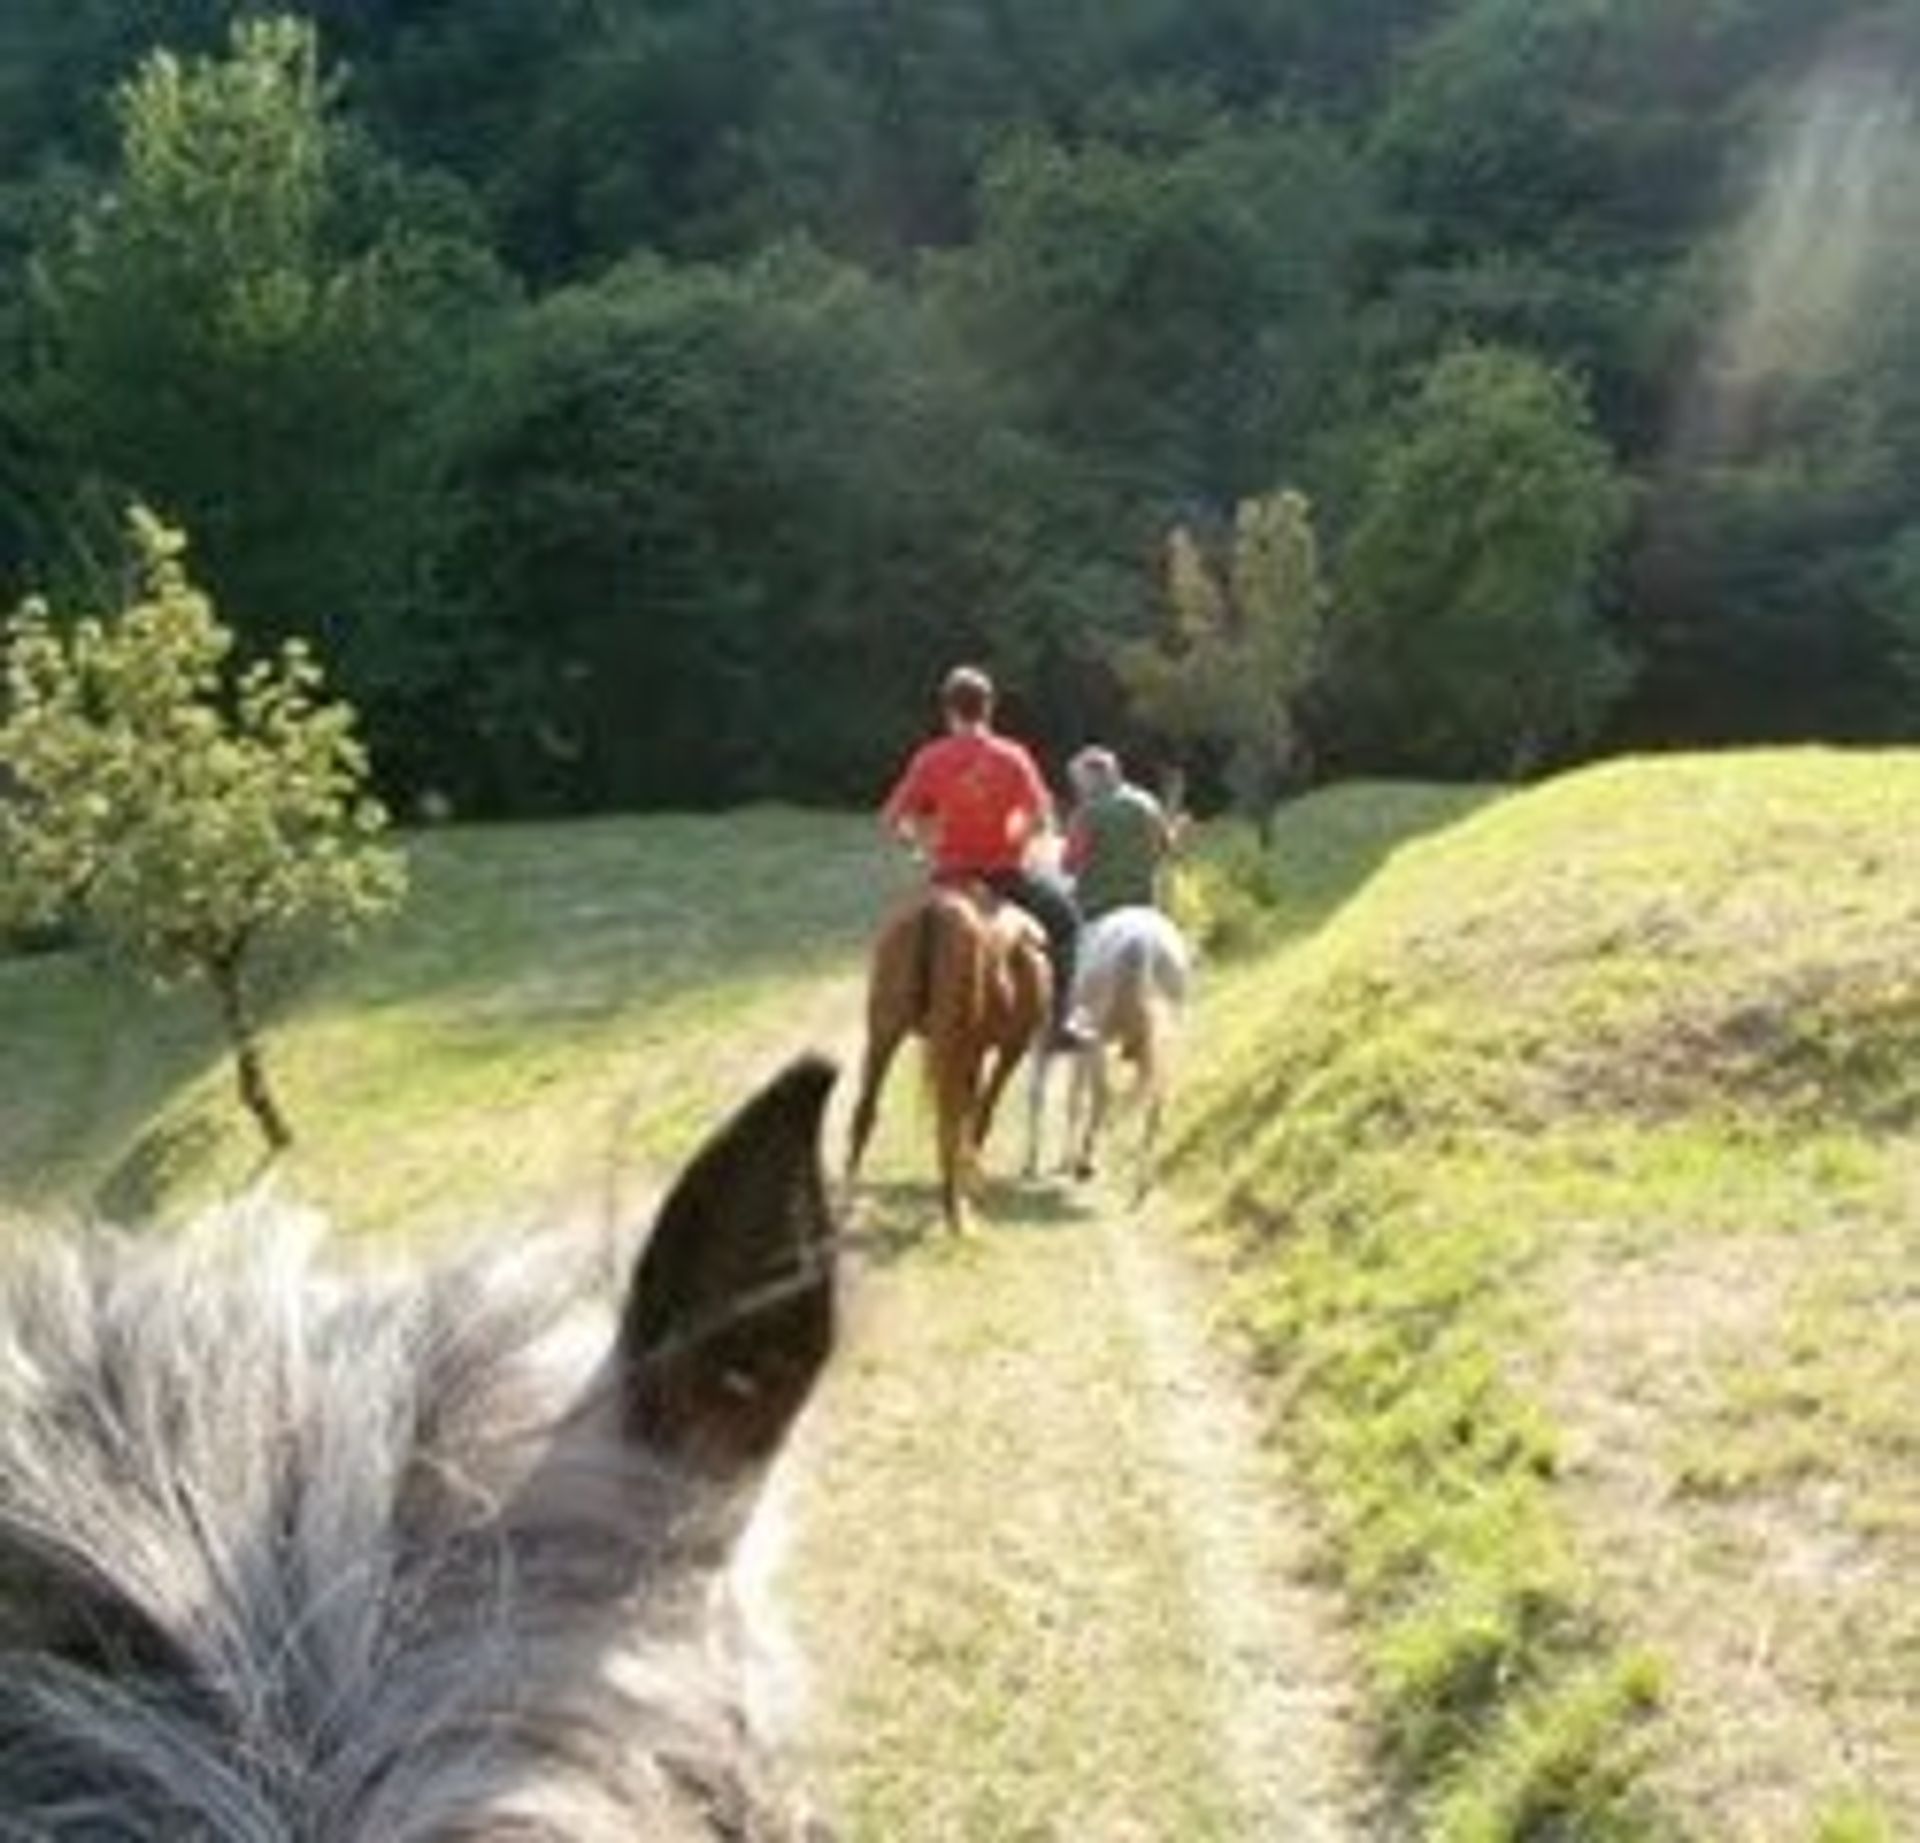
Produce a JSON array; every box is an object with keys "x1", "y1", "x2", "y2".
[{"x1": 1069, "y1": 784, "x2": 1169, "y2": 919}]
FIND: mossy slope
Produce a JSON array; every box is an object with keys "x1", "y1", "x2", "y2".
[{"x1": 1175, "y1": 751, "x2": 1919, "y2": 1841}]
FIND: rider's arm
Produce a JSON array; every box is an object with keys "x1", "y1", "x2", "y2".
[
  {"x1": 1008, "y1": 742, "x2": 1059, "y2": 850},
  {"x1": 880, "y1": 748, "x2": 929, "y2": 838},
  {"x1": 881, "y1": 745, "x2": 948, "y2": 862}
]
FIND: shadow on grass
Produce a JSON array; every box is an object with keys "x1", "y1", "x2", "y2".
[
  {"x1": 1259, "y1": 781, "x2": 1508, "y2": 943},
  {"x1": 93, "y1": 1109, "x2": 231, "y2": 1223},
  {"x1": 844, "y1": 1172, "x2": 1098, "y2": 1266},
  {"x1": 0, "y1": 948, "x2": 233, "y2": 1219}
]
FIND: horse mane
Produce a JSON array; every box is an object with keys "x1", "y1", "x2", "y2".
[{"x1": 0, "y1": 1203, "x2": 810, "y2": 1841}]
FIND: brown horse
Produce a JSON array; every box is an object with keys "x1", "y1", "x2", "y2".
[{"x1": 847, "y1": 883, "x2": 1051, "y2": 1230}]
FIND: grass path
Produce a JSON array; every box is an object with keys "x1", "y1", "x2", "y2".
[
  {"x1": 0, "y1": 807, "x2": 1379, "y2": 1836},
  {"x1": 781, "y1": 1091, "x2": 1367, "y2": 1840}
]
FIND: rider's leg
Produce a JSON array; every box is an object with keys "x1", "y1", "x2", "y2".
[{"x1": 987, "y1": 869, "x2": 1083, "y2": 1044}]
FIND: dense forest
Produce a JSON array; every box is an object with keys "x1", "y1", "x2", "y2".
[{"x1": 3, "y1": 0, "x2": 1918, "y2": 814}]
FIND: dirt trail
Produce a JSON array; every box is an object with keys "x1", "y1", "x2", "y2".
[
  {"x1": 1095, "y1": 1197, "x2": 1364, "y2": 1840},
  {"x1": 772, "y1": 1065, "x2": 1369, "y2": 1841}
]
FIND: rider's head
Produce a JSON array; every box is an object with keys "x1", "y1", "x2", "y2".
[{"x1": 940, "y1": 665, "x2": 994, "y2": 731}]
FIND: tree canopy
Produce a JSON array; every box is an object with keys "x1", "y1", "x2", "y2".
[{"x1": 1, "y1": 2, "x2": 1916, "y2": 812}]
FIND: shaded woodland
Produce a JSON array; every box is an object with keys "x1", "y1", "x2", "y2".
[{"x1": 4, "y1": 1, "x2": 1918, "y2": 811}]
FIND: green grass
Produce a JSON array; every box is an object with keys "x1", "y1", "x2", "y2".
[
  {"x1": 1169, "y1": 750, "x2": 1920, "y2": 1840},
  {"x1": 4, "y1": 762, "x2": 1914, "y2": 1839},
  {"x1": 784, "y1": 1201, "x2": 1263, "y2": 1840},
  {"x1": 1170, "y1": 781, "x2": 1502, "y2": 955},
  {"x1": 0, "y1": 800, "x2": 1348, "y2": 1839},
  {"x1": 0, "y1": 806, "x2": 895, "y2": 1235}
]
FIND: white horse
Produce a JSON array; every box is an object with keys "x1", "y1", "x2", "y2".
[{"x1": 1026, "y1": 904, "x2": 1192, "y2": 1198}]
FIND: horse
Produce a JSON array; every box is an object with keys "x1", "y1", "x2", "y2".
[
  {"x1": 1026, "y1": 904, "x2": 1192, "y2": 1200},
  {"x1": 0, "y1": 1058, "x2": 840, "y2": 1841},
  {"x1": 846, "y1": 883, "x2": 1051, "y2": 1232}
]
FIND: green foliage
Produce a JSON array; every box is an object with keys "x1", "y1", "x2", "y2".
[
  {"x1": 431, "y1": 241, "x2": 1119, "y2": 812},
  {"x1": 1629, "y1": 63, "x2": 1920, "y2": 744},
  {"x1": 1122, "y1": 490, "x2": 1328, "y2": 827},
  {"x1": 1, "y1": 0, "x2": 1919, "y2": 811},
  {"x1": 1332, "y1": 345, "x2": 1632, "y2": 776},
  {"x1": 1374, "y1": 0, "x2": 1831, "y2": 261},
  {"x1": 1812, "y1": 1794, "x2": 1899, "y2": 1843},
  {"x1": 21, "y1": 16, "x2": 506, "y2": 722},
  {"x1": 1166, "y1": 825, "x2": 1285, "y2": 959},
  {"x1": 940, "y1": 116, "x2": 1374, "y2": 501},
  {"x1": 0, "y1": 508, "x2": 404, "y2": 1148}
]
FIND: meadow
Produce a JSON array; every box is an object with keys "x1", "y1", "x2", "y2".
[{"x1": 0, "y1": 753, "x2": 1913, "y2": 1840}]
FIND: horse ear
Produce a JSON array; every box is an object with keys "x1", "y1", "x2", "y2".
[{"x1": 620, "y1": 1056, "x2": 838, "y2": 1478}]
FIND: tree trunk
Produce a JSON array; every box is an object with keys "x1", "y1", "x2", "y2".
[{"x1": 210, "y1": 953, "x2": 292, "y2": 1153}]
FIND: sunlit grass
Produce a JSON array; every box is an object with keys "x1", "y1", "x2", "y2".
[
  {"x1": 5, "y1": 760, "x2": 1914, "y2": 1838},
  {"x1": 1168, "y1": 749, "x2": 1920, "y2": 1840},
  {"x1": 0, "y1": 806, "x2": 897, "y2": 1234}
]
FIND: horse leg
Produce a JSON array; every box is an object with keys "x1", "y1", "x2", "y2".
[
  {"x1": 932, "y1": 1046, "x2": 981, "y2": 1233},
  {"x1": 846, "y1": 1021, "x2": 906, "y2": 1191},
  {"x1": 1073, "y1": 1046, "x2": 1110, "y2": 1181},
  {"x1": 1133, "y1": 1082, "x2": 1164, "y2": 1204},
  {"x1": 1024, "y1": 1046, "x2": 1051, "y2": 1178},
  {"x1": 1134, "y1": 1002, "x2": 1177, "y2": 1203},
  {"x1": 974, "y1": 1038, "x2": 1026, "y2": 1156}
]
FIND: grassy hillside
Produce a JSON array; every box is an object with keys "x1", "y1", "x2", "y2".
[
  {"x1": 1174, "y1": 751, "x2": 1919, "y2": 1841},
  {"x1": 1, "y1": 764, "x2": 1912, "y2": 1840},
  {"x1": 0, "y1": 807, "x2": 894, "y2": 1237}
]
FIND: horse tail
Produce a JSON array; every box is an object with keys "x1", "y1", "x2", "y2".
[
  {"x1": 912, "y1": 899, "x2": 938, "y2": 1028},
  {"x1": 1114, "y1": 931, "x2": 1153, "y2": 1071},
  {"x1": 915, "y1": 892, "x2": 993, "y2": 1226},
  {"x1": 918, "y1": 890, "x2": 988, "y2": 1043}
]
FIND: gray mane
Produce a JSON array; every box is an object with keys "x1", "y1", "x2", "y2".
[{"x1": 0, "y1": 1059, "x2": 840, "y2": 1841}]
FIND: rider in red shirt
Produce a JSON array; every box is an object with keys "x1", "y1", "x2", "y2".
[{"x1": 880, "y1": 665, "x2": 1087, "y2": 1049}]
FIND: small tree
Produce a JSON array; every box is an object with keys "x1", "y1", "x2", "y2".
[
  {"x1": 0, "y1": 508, "x2": 406, "y2": 1152},
  {"x1": 1119, "y1": 488, "x2": 1327, "y2": 835}
]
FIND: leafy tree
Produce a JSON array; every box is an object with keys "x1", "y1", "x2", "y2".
[
  {"x1": 1374, "y1": 0, "x2": 1833, "y2": 263},
  {"x1": 1331, "y1": 345, "x2": 1632, "y2": 776},
  {"x1": 21, "y1": 15, "x2": 507, "y2": 713},
  {"x1": 1120, "y1": 489, "x2": 1327, "y2": 833},
  {"x1": 430, "y1": 241, "x2": 1121, "y2": 813},
  {"x1": 940, "y1": 115, "x2": 1374, "y2": 505},
  {"x1": 4, "y1": 0, "x2": 1916, "y2": 788},
  {"x1": 0, "y1": 509, "x2": 405, "y2": 1151}
]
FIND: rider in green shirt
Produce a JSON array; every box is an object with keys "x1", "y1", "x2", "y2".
[{"x1": 1062, "y1": 747, "x2": 1179, "y2": 920}]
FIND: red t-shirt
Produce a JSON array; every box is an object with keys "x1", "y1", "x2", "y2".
[{"x1": 881, "y1": 731, "x2": 1053, "y2": 875}]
